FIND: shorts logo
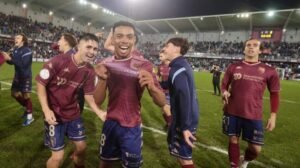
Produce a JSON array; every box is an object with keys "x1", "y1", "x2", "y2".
[
  {"x1": 233, "y1": 73, "x2": 242, "y2": 80},
  {"x1": 40, "y1": 69, "x2": 50, "y2": 80}
]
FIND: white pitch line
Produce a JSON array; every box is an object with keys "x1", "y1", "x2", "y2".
[
  {"x1": 84, "y1": 107, "x2": 269, "y2": 167},
  {"x1": 0, "y1": 81, "x2": 282, "y2": 167}
]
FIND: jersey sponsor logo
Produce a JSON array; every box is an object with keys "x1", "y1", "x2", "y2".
[
  {"x1": 258, "y1": 67, "x2": 266, "y2": 74},
  {"x1": 233, "y1": 73, "x2": 242, "y2": 80},
  {"x1": 63, "y1": 68, "x2": 70, "y2": 72},
  {"x1": 56, "y1": 76, "x2": 67, "y2": 86},
  {"x1": 236, "y1": 66, "x2": 242, "y2": 69},
  {"x1": 40, "y1": 69, "x2": 50, "y2": 80}
]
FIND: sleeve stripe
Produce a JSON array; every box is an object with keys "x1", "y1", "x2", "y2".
[
  {"x1": 21, "y1": 52, "x2": 32, "y2": 57},
  {"x1": 172, "y1": 67, "x2": 186, "y2": 84}
]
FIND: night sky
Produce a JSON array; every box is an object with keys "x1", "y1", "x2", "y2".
[{"x1": 98, "y1": 0, "x2": 299, "y2": 20}]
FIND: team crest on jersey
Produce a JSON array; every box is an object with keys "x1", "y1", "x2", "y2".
[
  {"x1": 233, "y1": 73, "x2": 242, "y2": 80},
  {"x1": 258, "y1": 67, "x2": 265, "y2": 74},
  {"x1": 236, "y1": 66, "x2": 242, "y2": 69}
]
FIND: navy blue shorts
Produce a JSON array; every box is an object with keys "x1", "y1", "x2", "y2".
[
  {"x1": 99, "y1": 120, "x2": 143, "y2": 168},
  {"x1": 167, "y1": 127, "x2": 196, "y2": 160},
  {"x1": 44, "y1": 117, "x2": 86, "y2": 151},
  {"x1": 222, "y1": 113, "x2": 264, "y2": 145},
  {"x1": 11, "y1": 78, "x2": 32, "y2": 93}
]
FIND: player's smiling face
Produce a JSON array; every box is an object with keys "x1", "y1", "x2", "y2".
[
  {"x1": 244, "y1": 39, "x2": 261, "y2": 59},
  {"x1": 77, "y1": 40, "x2": 98, "y2": 63},
  {"x1": 112, "y1": 26, "x2": 136, "y2": 59}
]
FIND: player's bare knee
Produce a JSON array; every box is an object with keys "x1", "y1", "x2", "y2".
[
  {"x1": 74, "y1": 141, "x2": 87, "y2": 154},
  {"x1": 178, "y1": 159, "x2": 193, "y2": 166},
  {"x1": 23, "y1": 93, "x2": 31, "y2": 100},
  {"x1": 249, "y1": 144, "x2": 261, "y2": 154},
  {"x1": 229, "y1": 136, "x2": 239, "y2": 144}
]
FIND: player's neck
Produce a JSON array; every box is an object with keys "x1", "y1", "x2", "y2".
[
  {"x1": 244, "y1": 55, "x2": 258, "y2": 63},
  {"x1": 63, "y1": 47, "x2": 72, "y2": 54},
  {"x1": 73, "y1": 53, "x2": 85, "y2": 65}
]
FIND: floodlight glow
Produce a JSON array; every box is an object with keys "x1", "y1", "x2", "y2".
[
  {"x1": 283, "y1": 28, "x2": 286, "y2": 33},
  {"x1": 88, "y1": 22, "x2": 91, "y2": 26},
  {"x1": 49, "y1": 11, "x2": 53, "y2": 16},
  {"x1": 237, "y1": 14, "x2": 240, "y2": 18},
  {"x1": 200, "y1": 17, "x2": 203, "y2": 20},
  {"x1": 91, "y1": 3, "x2": 98, "y2": 9},
  {"x1": 267, "y1": 10, "x2": 275, "y2": 17},
  {"x1": 175, "y1": 32, "x2": 178, "y2": 35},
  {"x1": 245, "y1": 13, "x2": 249, "y2": 18},
  {"x1": 22, "y1": 3, "x2": 27, "y2": 8},
  {"x1": 71, "y1": 17, "x2": 75, "y2": 21},
  {"x1": 79, "y1": 0, "x2": 87, "y2": 5},
  {"x1": 102, "y1": 27, "x2": 105, "y2": 30},
  {"x1": 221, "y1": 31, "x2": 224, "y2": 35}
]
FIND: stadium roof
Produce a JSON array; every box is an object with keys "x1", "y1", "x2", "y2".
[{"x1": 11, "y1": 0, "x2": 300, "y2": 34}]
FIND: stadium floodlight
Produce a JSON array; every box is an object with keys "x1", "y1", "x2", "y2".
[
  {"x1": 237, "y1": 14, "x2": 240, "y2": 18},
  {"x1": 283, "y1": 28, "x2": 286, "y2": 33},
  {"x1": 221, "y1": 30, "x2": 224, "y2": 35},
  {"x1": 71, "y1": 17, "x2": 75, "y2": 22},
  {"x1": 175, "y1": 31, "x2": 178, "y2": 35},
  {"x1": 245, "y1": 13, "x2": 249, "y2": 18},
  {"x1": 91, "y1": 3, "x2": 98, "y2": 9},
  {"x1": 267, "y1": 10, "x2": 275, "y2": 17},
  {"x1": 88, "y1": 22, "x2": 91, "y2": 26},
  {"x1": 22, "y1": 3, "x2": 27, "y2": 9},
  {"x1": 79, "y1": 0, "x2": 88, "y2": 5},
  {"x1": 49, "y1": 11, "x2": 53, "y2": 16},
  {"x1": 200, "y1": 17, "x2": 203, "y2": 20},
  {"x1": 102, "y1": 27, "x2": 105, "y2": 30}
]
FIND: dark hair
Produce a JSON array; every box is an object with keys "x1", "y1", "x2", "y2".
[
  {"x1": 17, "y1": 33, "x2": 28, "y2": 46},
  {"x1": 112, "y1": 21, "x2": 137, "y2": 44},
  {"x1": 62, "y1": 33, "x2": 77, "y2": 48},
  {"x1": 79, "y1": 33, "x2": 99, "y2": 43},
  {"x1": 166, "y1": 37, "x2": 190, "y2": 55},
  {"x1": 244, "y1": 38, "x2": 264, "y2": 51}
]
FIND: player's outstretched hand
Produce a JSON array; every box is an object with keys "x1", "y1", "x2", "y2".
[
  {"x1": 222, "y1": 91, "x2": 231, "y2": 104},
  {"x1": 44, "y1": 109, "x2": 58, "y2": 125},
  {"x1": 95, "y1": 63, "x2": 109, "y2": 80},
  {"x1": 138, "y1": 69, "x2": 154, "y2": 89},
  {"x1": 0, "y1": 51, "x2": 11, "y2": 61},
  {"x1": 183, "y1": 130, "x2": 197, "y2": 148}
]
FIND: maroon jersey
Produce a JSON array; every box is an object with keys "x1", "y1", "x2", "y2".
[
  {"x1": 157, "y1": 63, "x2": 170, "y2": 93},
  {"x1": 36, "y1": 54, "x2": 96, "y2": 122},
  {"x1": 101, "y1": 56, "x2": 160, "y2": 127},
  {"x1": 132, "y1": 49, "x2": 144, "y2": 58},
  {"x1": 221, "y1": 61, "x2": 280, "y2": 120}
]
